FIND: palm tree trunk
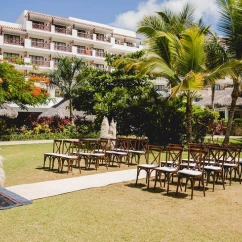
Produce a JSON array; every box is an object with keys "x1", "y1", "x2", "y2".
[
  {"x1": 211, "y1": 85, "x2": 215, "y2": 111},
  {"x1": 223, "y1": 80, "x2": 240, "y2": 144},
  {"x1": 69, "y1": 99, "x2": 74, "y2": 125},
  {"x1": 186, "y1": 91, "x2": 193, "y2": 143}
]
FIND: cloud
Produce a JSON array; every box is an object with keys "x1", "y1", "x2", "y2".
[{"x1": 111, "y1": 0, "x2": 220, "y2": 32}]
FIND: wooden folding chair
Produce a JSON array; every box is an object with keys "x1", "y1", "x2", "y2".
[{"x1": 135, "y1": 145, "x2": 163, "y2": 189}]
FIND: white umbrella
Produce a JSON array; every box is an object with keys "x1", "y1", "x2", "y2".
[
  {"x1": 0, "y1": 103, "x2": 18, "y2": 119},
  {"x1": 38, "y1": 99, "x2": 95, "y2": 121}
]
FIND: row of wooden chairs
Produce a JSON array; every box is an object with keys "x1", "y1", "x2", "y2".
[
  {"x1": 43, "y1": 137, "x2": 149, "y2": 173},
  {"x1": 136, "y1": 143, "x2": 242, "y2": 199}
]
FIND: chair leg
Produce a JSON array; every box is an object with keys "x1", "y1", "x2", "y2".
[
  {"x1": 136, "y1": 168, "x2": 141, "y2": 186},
  {"x1": 166, "y1": 174, "x2": 171, "y2": 194},
  {"x1": 153, "y1": 171, "x2": 158, "y2": 191},
  {"x1": 191, "y1": 177, "x2": 195, "y2": 200},
  {"x1": 147, "y1": 170, "x2": 151, "y2": 189},
  {"x1": 201, "y1": 177, "x2": 206, "y2": 197},
  {"x1": 176, "y1": 176, "x2": 181, "y2": 195}
]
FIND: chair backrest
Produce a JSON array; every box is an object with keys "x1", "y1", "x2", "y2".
[
  {"x1": 187, "y1": 143, "x2": 205, "y2": 161},
  {"x1": 116, "y1": 138, "x2": 130, "y2": 152},
  {"x1": 128, "y1": 138, "x2": 138, "y2": 151},
  {"x1": 208, "y1": 146, "x2": 227, "y2": 166},
  {"x1": 146, "y1": 145, "x2": 164, "y2": 165},
  {"x1": 62, "y1": 140, "x2": 74, "y2": 155},
  {"x1": 188, "y1": 147, "x2": 208, "y2": 171},
  {"x1": 137, "y1": 138, "x2": 149, "y2": 151},
  {"x1": 71, "y1": 141, "x2": 81, "y2": 155},
  {"x1": 53, "y1": 139, "x2": 63, "y2": 154},
  {"x1": 96, "y1": 139, "x2": 108, "y2": 153},
  {"x1": 165, "y1": 145, "x2": 183, "y2": 167},
  {"x1": 223, "y1": 145, "x2": 241, "y2": 164}
]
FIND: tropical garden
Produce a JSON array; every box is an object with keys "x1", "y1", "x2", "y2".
[{"x1": 1, "y1": 0, "x2": 242, "y2": 145}]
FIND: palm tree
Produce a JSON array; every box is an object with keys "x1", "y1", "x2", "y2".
[
  {"x1": 216, "y1": 0, "x2": 242, "y2": 144},
  {"x1": 134, "y1": 5, "x2": 240, "y2": 143},
  {"x1": 48, "y1": 56, "x2": 86, "y2": 123},
  {"x1": 204, "y1": 33, "x2": 228, "y2": 110}
]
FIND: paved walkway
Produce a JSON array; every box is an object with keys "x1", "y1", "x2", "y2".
[
  {"x1": 6, "y1": 169, "x2": 146, "y2": 200},
  {"x1": 0, "y1": 140, "x2": 53, "y2": 146}
]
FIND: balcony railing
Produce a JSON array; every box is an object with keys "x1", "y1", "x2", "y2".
[
  {"x1": 55, "y1": 27, "x2": 72, "y2": 35},
  {"x1": 31, "y1": 60, "x2": 50, "y2": 67},
  {"x1": 77, "y1": 49, "x2": 92, "y2": 56},
  {"x1": 54, "y1": 45, "x2": 72, "y2": 52},
  {"x1": 77, "y1": 32, "x2": 93, "y2": 40},
  {"x1": 95, "y1": 52, "x2": 105, "y2": 58},
  {"x1": 126, "y1": 42, "x2": 135, "y2": 47},
  {"x1": 32, "y1": 23, "x2": 51, "y2": 32},
  {"x1": 31, "y1": 41, "x2": 50, "y2": 49},
  {"x1": 96, "y1": 35, "x2": 110, "y2": 43},
  {"x1": 4, "y1": 39, "x2": 24, "y2": 46}
]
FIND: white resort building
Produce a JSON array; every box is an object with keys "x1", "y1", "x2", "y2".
[{"x1": 0, "y1": 10, "x2": 144, "y2": 113}]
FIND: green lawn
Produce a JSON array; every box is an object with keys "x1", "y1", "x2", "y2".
[{"x1": 1, "y1": 142, "x2": 242, "y2": 241}]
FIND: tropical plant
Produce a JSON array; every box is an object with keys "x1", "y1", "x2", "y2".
[
  {"x1": 216, "y1": 0, "x2": 242, "y2": 144},
  {"x1": 133, "y1": 4, "x2": 240, "y2": 143},
  {"x1": 47, "y1": 56, "x2": 87, "y2": 123}
]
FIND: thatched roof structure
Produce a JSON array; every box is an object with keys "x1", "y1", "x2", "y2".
[
  {"x1": 0, "y1": 103, "x2": 18, "y2": 118},
  {"x1": 38, "y1": 99, "x2": 95, "y2": 121},
  {"x1": 194, "y1": 88, "x2": 242, "y2": 107}
]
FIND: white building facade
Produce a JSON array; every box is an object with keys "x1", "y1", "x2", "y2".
[{"x1": 0, "y1": 10, "x2": 142, "y2": 112}]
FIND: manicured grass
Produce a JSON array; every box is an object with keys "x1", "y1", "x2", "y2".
[
  {"x1": 1, "y1": 143, "x2": 137, "y2": 186},
  {"x1": 1, "y1": 142, "x2": 242, "y2": 241}
]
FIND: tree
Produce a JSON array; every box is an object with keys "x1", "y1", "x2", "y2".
[
  {"x1": 74, "y1": 53, "x2": 186, "y2": 144},
  {"x1": 217, "y1": 0, "x2": 242, "y2": 144},
  {"x1": 47, "y1": 56, "x2": 86, "y2": 123},
  {"x1": 0, "y1": 61, "x2": 48, "y2": 109},
  {"x1": 135, "y1": 4, "x2": 240, "y2": 143},
  {"x1": 204, "y1": 33, "x2": 228, "y2": 110}
]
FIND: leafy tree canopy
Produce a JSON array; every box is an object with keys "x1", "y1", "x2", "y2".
[{"x1": 0, "y1": 62, "x2": 49, "y2": 109}]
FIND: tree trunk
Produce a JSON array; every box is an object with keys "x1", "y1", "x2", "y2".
[
  {"x1": 186, "y1": 91, "x2": 193, "y2": 143},
  {"x1": 69, "y1": 99, "x2": 74, "y2": 125},
  {"x1": 223, "y1": 80, "x2": 240, "y2": 144},
  {"x1": 211, "y1": 85, "x2": 215, "y2": 111}
]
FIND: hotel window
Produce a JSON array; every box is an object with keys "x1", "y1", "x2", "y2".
[
  {"x1": 54, "y1": 41, "x2": 67, "y2": 51},
  {"x1": 53, "y1": 58, "x2": 60, "y2": 66},
  {"x1": 155, "y1": 85, "x2": 165, "y2": 91},
  {"x1": 3, "y1": 52, "x2": 19, "y2": 58},
  {"x1": 4, "y1": 34, "x2": 21, "y2": 44},
  {"x1": 31, "y1": 38, "x2": 44, "y2": 47},
  {"x1": 215, "y1": 84, "x2": 221, "y2": 90},
  {"x1": 32, "y1": 21, "x2": 44, "y2": 25},
  {"x1": 96, "y1": 33, "x2": 104, "y2": 41},
  {"x1": 29, "y1": 55, "x2": 44, "y2": 65},
  {"x1": 94, "y1": 64, "x2": 104, "y2": 70},
  {"x1": 55, "y1": 88, "x2": 63, "y2": 97},
  {"x1": 95, "y1": 48, "x2": 104, "y2": 57}
]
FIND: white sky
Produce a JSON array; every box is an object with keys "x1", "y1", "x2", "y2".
[{"x1": 111, "y1": 0, "x2": 220, "y2": 32}]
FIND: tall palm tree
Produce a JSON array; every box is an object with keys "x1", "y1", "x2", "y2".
[
  {"x1": 205, "y1": 33, "x2": 228, "y2": 110},
  {"x1": 134, "y1": 5, "x2": 240, "y2": 143},
  {"x1": 48, "y1": 56, "x2": 86, "y2": 123},
  {"x1": 216, "y1": 0, "x2": 242, "y2": 144}
]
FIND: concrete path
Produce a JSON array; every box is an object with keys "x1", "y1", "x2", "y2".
[
  {"x1": 0, "y1": 140, "x2": 53, "y2": 146},
  {"x1": 6, "y1": 169, "x2": 147, "y2": 200}
]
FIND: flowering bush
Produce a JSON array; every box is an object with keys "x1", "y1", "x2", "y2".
[{"x1": 28, "y1": 75, "x2": 50, "y2": 84}]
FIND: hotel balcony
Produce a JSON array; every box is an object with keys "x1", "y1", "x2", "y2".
[
  {"x1": 4, "y1": 39, "x2": 24, "y2": 46},
  {"x1": 31, "y1": 59, "x2": 50, "y2": 67},
  {"x1": 54, "y1": 26, "x2": 72, "y2": 35},
  {"x1": 77, "y1": 48, "x2": 92, "y2": 56},
  {"x1": 54, "y1": 45, "x2": 72, "y2": 52},
  {"x1": 77, "y1": 32, "x2": 93, "y2": 40},
  {"x1": 31, "y1": 41, "x2": 50, "y2": 49},
  {"x1": 32, "y1": 22, "x2": 51, "y2": 32}
]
